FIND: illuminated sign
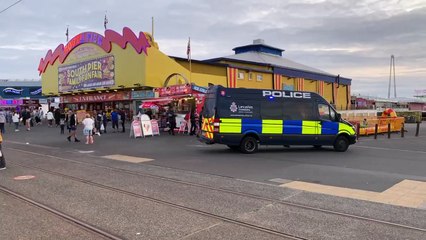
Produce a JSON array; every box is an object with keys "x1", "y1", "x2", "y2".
[
  {"x1": 0, "y1": 99, "x2": 23, "y2": 106},
  {"x1": 2, "y1": 87, "x2": 23, "y2": 95},
  {"x1": 29, "y1": 87, "x2": 42, "y2": 95},
  {"x1": 39, "y1": 27, "x2": 152, "y2": 75}
]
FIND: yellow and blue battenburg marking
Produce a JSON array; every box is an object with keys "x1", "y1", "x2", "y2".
[{"x1": 218, "y1": 118, "x2": 355, "y2": 136}]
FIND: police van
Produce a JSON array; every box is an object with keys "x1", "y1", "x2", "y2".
[{"x1": 198, "y1": 85, "x2": 356, "y2": 153}]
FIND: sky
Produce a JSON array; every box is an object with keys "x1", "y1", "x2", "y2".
[{"x1": 0, "y1": 0, "x2": 425, "y2": 98}]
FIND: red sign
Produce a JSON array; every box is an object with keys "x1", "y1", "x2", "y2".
[
  {"x1": 157, "y1": 84, "x2": 192, "y2": 97},
  {"x1": 61, "y1": 92, "x2": 131, "y2": 103}
]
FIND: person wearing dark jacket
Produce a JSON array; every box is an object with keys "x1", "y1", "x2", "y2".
[
  {"x1": 190, "y1": 111, "x2": 196, "y2": 135},
  {"x1": 119, "y1": 109, "x2": 126, "y2": 133},
  {"x1": 54, "y1": 108, "x2": 61, "y2": 126},
  {"x1": 166, "y1": 108, "x2": 176, "y2": 135},
  {"x1": 66, "y1": 110, "x2": 80, "y2": 142}
]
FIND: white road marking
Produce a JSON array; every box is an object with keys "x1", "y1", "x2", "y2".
[{"x1": 102, "y1": 154, "x2": 154, "y2": 163}]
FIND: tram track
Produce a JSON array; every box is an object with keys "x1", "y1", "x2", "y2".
[
  {"x1": 7, "y1": 161, "x2": 307, "y2": 240},
  {"x1": 7, "y1": 147, "x2": 426, "y2": 235},
  {"x1": 0, "y1": 185, "x2": 124, "y2": 240}
]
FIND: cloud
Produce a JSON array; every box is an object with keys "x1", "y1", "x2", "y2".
[{"x1": 0, "y1": 0, "x2": 425, "y2": 97}]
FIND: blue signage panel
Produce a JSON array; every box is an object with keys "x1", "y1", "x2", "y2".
[{"x1": 131, "y1": 90, "x2": 155, "y2": 99}]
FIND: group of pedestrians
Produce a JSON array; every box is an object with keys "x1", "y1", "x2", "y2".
[{"x1": 0, "y1": 107, "x2": 41, "y2": 133}]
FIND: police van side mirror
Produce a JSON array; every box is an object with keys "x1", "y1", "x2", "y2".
[{"x1": 336, "y1": 113, "x2": 342, "y2": 121}]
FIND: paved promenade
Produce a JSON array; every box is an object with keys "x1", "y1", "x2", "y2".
[{"x1": 0, "y1": 122, "x2": 425, "y2": 239}]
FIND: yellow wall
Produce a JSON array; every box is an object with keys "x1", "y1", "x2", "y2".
[
  {"x1": 217, "y1": 60, "x2": 271, "y2": 72},
  {"x1": 323, "y1": 83, "x2": 333, "y2": 104},
  {"x1": 336, "y1": 85, "x2": 348, "y2": 110},
  {"x1": 303, "y1": 79, "x2": 317, "y2": 92},
  {"x1": 236, "y1": 69, "x2": 273, "y2": 89},
  {"x1": 175, "y1": 60, "x2": 227, "y2": 87}
]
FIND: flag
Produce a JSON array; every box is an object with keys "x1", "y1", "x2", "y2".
[
  {"x1": 187, "y1": 37, "x2": 191, "y2": 61},
  {"x1": 104, "y1": 14, "x2": 108, "y2": 29},
  {"x1": 65, "y1": 26, "x2": 69, "y2": 42}
]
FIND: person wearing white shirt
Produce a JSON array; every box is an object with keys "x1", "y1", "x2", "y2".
[
  {"x1": 82, "y1": 114, "x2": 95, "y2": 144},
  {"x1": 12, "y1": 112, "x2": 20, "y2": 131},
  {"x1": 46, "y1": 111, "x2": 54, "y2": 127}
]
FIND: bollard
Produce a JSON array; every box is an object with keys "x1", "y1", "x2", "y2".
[
  {"x1": 415, "y1": 122, "x2": 420, "y2": 137},
  {"x1": 401, "y1": 125, "x2": 404, "y2": 138},
  {"x1": 356, "y1": 123, "x2": 360, "y2": 140},
  {"x1": 388, "y1": 123, "x2": 391, "y2": 139},
  {"x1": 374, "y1": 124, "x2": 378, "y2": 139}
]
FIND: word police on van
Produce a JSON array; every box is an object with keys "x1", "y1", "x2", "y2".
[
  {"x1": 263, "y1": 90, "x2": 311, "y2": 99},
  {"x1": 199, "y1": 86, "x2": 356, "y2": 153}
]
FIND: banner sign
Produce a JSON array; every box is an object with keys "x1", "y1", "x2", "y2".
[
  {"x1": 23, "y1": 99, "x2": 39, "y2": 106},
  {"x1": 58, "y1": 55, "x2": 115, "y2": 92},
  {"x1": 29, "y1": 87, "x2": 42, "y2": 95},
  {"x1": 192, "y1": 85, "x2": 207, "y2": 93},
  {"x1": 61, "y1": 92, "x2": 131, "y2": 103},
  {"x1": 2, "y1": 87, "x2": 23, "y2": 96},
  {"x1": 157, "y1": 84, "x2": 192, "y2": 97}
]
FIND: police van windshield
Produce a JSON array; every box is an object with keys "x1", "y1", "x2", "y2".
[{"x1": 202, "y1": 87, "x2": 217, "y2": 118}]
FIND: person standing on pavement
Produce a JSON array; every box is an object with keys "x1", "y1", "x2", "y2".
[
  {"x1": 59, "y1": 111, "x2": 66, "y2": 134},
  {"x1": 22, "y1": 108, "x2": 31, "y2": 131},
  {"x1": 102, "y1": 111, "x2": 108, "y2": 133},
  {"x1": 0, "y1": 132, "x2": 5, "y2": 170},
  {"x1": 82, "y1": 114, "x2": 95, "y2": 144},
  {"x1": 12, "y1": 111, "x2": 20, "y2": 132},
  {"x1": 119, "y1": 109, "x2": 126, "y2": 133},
  {"x1": 111, "y1": 109, "x2": 119, "y2": 133},
  {"x1": 46, "y1": 110, "x2": 54, "y2": 127},
  {"x1": 54, "y1": 108, "x2": 61, "y2": 127},
  {"x1": 190, "y1": 110, "x2": 196, "y2": 135},
  {"x1": 166, "y1": 107, "x2": 176, "y2": 135},
  {"x1": 66, "y1": 110, "x2": 80, "y2": 142},
  {"x1": 0, "y1": 109, "x2": 6, "y2": 134}
]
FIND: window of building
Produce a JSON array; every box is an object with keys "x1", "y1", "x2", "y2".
[
  {"x1": 248, "y1": 73, "x2": 253, "y2": 81},
  {"x1": 256, "y1": 74, "x2": 263, "y2": 81},
  {"x1": 238, "y1": 71, "x2": 245, "y2": 80}
]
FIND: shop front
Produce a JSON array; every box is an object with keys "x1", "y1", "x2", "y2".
[
  {"x1": 139, "y1": 84, "x2": 207, "y2": 130},
  {"x1": 60, "y1": 91, "x2": 132, "y2": 120}
]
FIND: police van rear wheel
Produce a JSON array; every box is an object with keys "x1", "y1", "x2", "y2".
[
  {"x1": 240, "y1": 136, "x2": 258, "y2": 154},
  {"x1": 334, "y1": 136, "x2": 349, "y2": 152}
]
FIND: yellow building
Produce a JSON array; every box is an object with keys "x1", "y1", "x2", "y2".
[
  {"x1": 197, "y1": 39, "x2": 352, "y2": 110},
  {"x1": 39, "y1": 28, "x2": 351, "y2": 113}
]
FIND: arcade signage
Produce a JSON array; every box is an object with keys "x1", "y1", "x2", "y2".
[
  {"x1": 156, "y1": 84, "x2": 192, "y2": 97},
  {"x1": 61, "y1": 92, "x2": 131, "y2": 103},
  {"x1": 0, "y1": 99, "x2": 23, "y2": 106},
  {"x1": 39, "y1": 27, "x2": 152, "y2": 74},
  {"x1": 2, "y1": 87, "x2": 23, "y2": 95},
  {"x1": 58, "y1": 55, "x2": 115, "y2": 92},
  {"x1": 29, "y1": 87, "x2": 42, "y2": 95}
]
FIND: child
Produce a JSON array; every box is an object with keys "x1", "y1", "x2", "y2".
[{"x1": 59, "y1": 112, "x2": 66, "y2": 134}]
